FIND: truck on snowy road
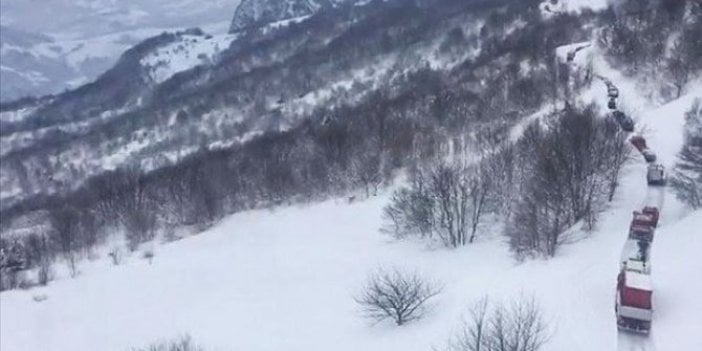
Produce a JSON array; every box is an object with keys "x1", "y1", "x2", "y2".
[{"x1": 616, "y1": 270, "x2": 653, "y2": 334}]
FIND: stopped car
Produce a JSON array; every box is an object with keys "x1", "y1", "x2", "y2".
[
  {"x1": 647, "y1": 164, "x2": 666, "y2": 186},
  {"x1": 608, "y1": 86, "x2": 619, "y2": 98},
  {"x1": 629, "y1": 210, "x2": 656, "y2": 242},
  {"x1": 642, "y1": 149, "x2": 657, "y2": 163},
  {"x1": 608, "y1": 98, "x2": 617, "y2": 110},
  {"x1": 612, "y1": 111, "x2": 634, "y2": 132}
]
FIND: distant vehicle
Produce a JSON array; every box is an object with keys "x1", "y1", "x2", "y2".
[
  {"x1": 612, "y1": 111, "x2": 634, "y2": 132},
  {"x1": 642, "y1": 149, "x2": 657, "y2": 163},
  {"x1": 608, "y1": 86, "x2": 619, "y2": 98},
  {"x1": 629, "y1": 209, "x2": 657, "y2": 242},
  {"x1": 646, "y1": 164, "x2": 666, "y2": 186},
  {"x1": 616, "y1": 270, "x2": 653, "y2": 334},
  {"x1": 630, "y1": 220, "x2": 655, "y2": 242},
  {"x1": 629, "y1": 136, "x2": 657, "y2": 162},
  {"x1": 629, "y1": 136, "x2": 647, "y2": 151},
  {"x1": 608, "y1": 98, "x2": 617, "y2": 110},
  {"x1": 631, "y1": 210, "x2": 657, "y2": 230},
  {"x1": 620, "y1": 239, "x2": 651, "y2": 274}
]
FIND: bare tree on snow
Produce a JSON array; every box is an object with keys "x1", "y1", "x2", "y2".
[{"x1": 355, "y1": 268, "x2": 442, "y2": 326}]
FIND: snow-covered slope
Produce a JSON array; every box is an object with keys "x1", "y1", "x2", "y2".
[
  {"x1": 141, "y1": 33, "x2": 237, "y2": 84},
  {"x1": 540, "y1": 0, "x2": 610, "y2": 15},
  {"x1": 229, "y1": 0, "x2": 334, "y2": 32},
  {"x1": 2, "y1": 84, "x2": 701, "y2": 350}
]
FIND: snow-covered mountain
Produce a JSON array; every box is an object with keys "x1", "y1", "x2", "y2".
[
  {"x1": 0, "y1": 0, "x2": 499, "y2": 210},
  {"x1": 0, "y1": 0, "x2": 237, "y2": 102},
  {"x1": 229, "y1": 0, "x2": 336, "y2": 32}
]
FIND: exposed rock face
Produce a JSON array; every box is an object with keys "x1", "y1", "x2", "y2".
[{"x1": 228, "y1": 0, "x2": 333, "y2": 33}]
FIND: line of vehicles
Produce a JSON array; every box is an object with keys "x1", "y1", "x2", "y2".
[
  {"x1": 605, "y1": 80, "x2": 665, "y2": 335},
  {"x1": 617, "y1": 205, "x2": 658, "y2": 334},
  {"x1": 615, "y1": 139, "x2": 664, "y2": 334},
  {"x1": 568, "y1": 48, "x2": 664, "y2": 336}
]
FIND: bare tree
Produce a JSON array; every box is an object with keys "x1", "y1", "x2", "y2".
[
  {"x1": 355, "y1": 268, "x2": 442, "y2": 326},
  {"x1": 37, "y1": 257, "x2": 53, "y2": 286},
  {"x1": 444, "y1": 298, "x2": 490, "y2": 351},
  {"x1": 108, "y1": 246, "x2": 124, "y2": 266},
  {"x1": 467, "y1": 165, "x2": 494, "y2": 243},
  {"x1": 383, "y1": 161, "x2": 496, "y2": 248},
  {"x1": 443, "y1": 296, "x2": 550, "y2": 351},
  {"x1": 351, "y1": 151, "x2": 382, "y2": 198},
  {"x1": 49, "y1": 206, "x2": 82, "y2": 277},
  {"x1": 0, "y1": 239, "x2": 27, "y2": 291},
  {"x1": 430, "y1": 164, "x2": 470, "y2": 247},
  {"x1": 382, "y1": 177, "x2": 434, "y2": 240}
]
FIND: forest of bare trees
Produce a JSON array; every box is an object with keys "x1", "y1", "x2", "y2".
[
  {"x1": 671, "y1": 100, "x2": 702, "y2": 209},
  {"x1": 601, "y1": 0, "x2": 701, "y2": 99},
  {"x1": 382, "y1": 160, "x2": 496, "y2": 247},
  {"x1": 383, "y1": 104, "x2": 632, "y2": 257},
  {"x1": 506, "y1": 106, "x2": 632, "y2": 258}
]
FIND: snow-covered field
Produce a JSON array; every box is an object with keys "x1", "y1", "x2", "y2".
[{"x1": 1, "y1": 85, "x2": 701, "y2": 350}]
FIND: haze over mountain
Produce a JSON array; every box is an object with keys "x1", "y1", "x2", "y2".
[{"x1": 0, "y1": 0, "x2": 238, "y2": 102}]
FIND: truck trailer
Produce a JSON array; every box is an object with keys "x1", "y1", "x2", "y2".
[{"x1": 616, "y1": 270, "x2": 653, "y2": 334}]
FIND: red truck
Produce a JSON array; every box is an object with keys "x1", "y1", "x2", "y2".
[
  {"x1": 616, "y1": 270, "x2": 653, "y2": 334},
  {"x1": 631, "y1": 207, "x2": 659, "y2": 228},
  {"x1": 629, "y1": 136, "x2": 656, "y2": 162},
  {"x1": 629, "y1": 211, "x2": 656, "y2": 242}
]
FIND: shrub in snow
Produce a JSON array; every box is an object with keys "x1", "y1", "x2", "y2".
[
  {"x1": 355, "y1": 268, "x2": 441, "y2": 326},
  {"x1": 109, "y1": 247, "x2": 124, "y2": 266},
  {"x1": 130, "y1": 335, "x2": 203, "y2": 351},
  {"x1": 442, "y1": 296, "x2": 550, "y2": 351},
  {"x1": 66, "y1": 253, "x2": 79, "y2": 278},
  {"x1": 37, "y1": 258, "x2": 54, "y2": 286},
  {"x1": 142, "y1": 250, "x2": 155, "y2": 265},
  {"x1": 0, "y1": 239, "x2": 28, "y2": 291},
  {"x1": 32, "y1": 294, "x2": 48, "y2": 302}
]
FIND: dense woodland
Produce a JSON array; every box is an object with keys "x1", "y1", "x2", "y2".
[{"x1": 1, "y1": 0, "x2": 701, "y2": 290}]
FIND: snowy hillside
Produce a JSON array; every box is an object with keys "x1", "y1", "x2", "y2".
[
  {"x1": 229, "y1": 0, "x2": 334, "y2": 32},
  {"x1": 141, "y1": 33, "x2": 237, "y2": 84},
  {"x1": 2, "y1": 80, "x2": 701, "y2": 350}
]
